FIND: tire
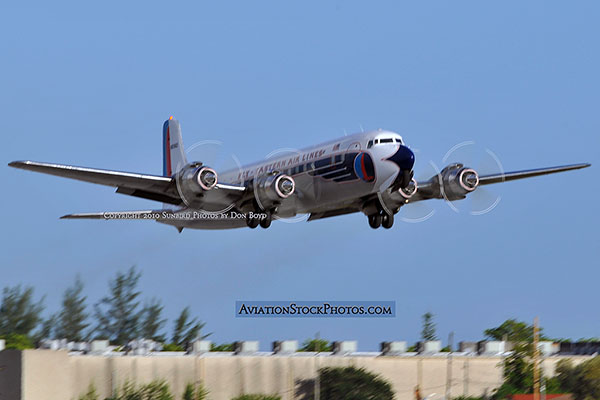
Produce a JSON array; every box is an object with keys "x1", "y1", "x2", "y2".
[
  {"x1": 259, "y1": 214, "x2": 272, "y2": 229},
  {"x1": 382, "y1": 213, "x2": 394, "y2": 229},
  {"x1": 247, "y1": 216, "x2": 259, "y2": 229},
  {"x1": 368, "y1": 214, "x2": 382, "y2": 229}
]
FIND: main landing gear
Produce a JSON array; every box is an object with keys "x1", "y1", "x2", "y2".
[
  {"x1": 246, "y1": 210, "x2": 273, "y2": 229},
  {"x1": 368, "y1": 211, "x2": 394, "y2": 229}
]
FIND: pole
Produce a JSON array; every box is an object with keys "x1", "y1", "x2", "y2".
[
  {"x1": 445, "y1": 332, "x2": 454, "y2": 400},
  {"x1": 533, "y1": 317, "x2": 540, "y2": 400},
  {"x1": 463, "y1": 357, "x2": 469, "y2": 396}
]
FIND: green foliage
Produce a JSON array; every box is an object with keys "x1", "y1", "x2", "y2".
[
  {"x1": 319, "y1": 366, "x2": 394, "y2": 400},
  {"x1": 140, "y1": 298, "x2": 166, "y2": 342},
  {"x1": 172, "y1": 307, "x2": 209, "y2": 349},
  {"x1": 0, "y1": 285, "x2": 44, "y2": 336},
  {"x1": 57, "y1": 275, "x2": 89, "y2": 342},
  {"x1": 0, "y1": 333, "x2": 34, "y2": 349},
  {"x1": 161, "y1": 343, "x2": 184, "y2": 352},
  {"x1": 94, "y1": 266, "x2": 143, "y2": 345},
  {"x1": 107, "y1": 380, "x2": 173, "y2": 400},
  {"x1": 406, "y1": 344, "x2": 417, "y2": 352},
  {"x1": 553, "y1": 356, "x2": 600, "y2": 400},
  {"x1": 210, "y1": 342, "x2": 235, "y2": 352},
  {"x1": 484, "y1": 319, "x2": 547, "y2": 343},
  {"x1": 421, "y1": 312, "x2": 437, "y2": 341},
  {"x1": 452, "y1": 397, "x2": 483, "y2": 400},
  {"x1": 299, "y1": 338, "x2": 332, "y2": 352},
  {"x1": 182, "y1": 383, "x2": 209, "y2": 400},
  {"x1": 78, "y1": 383, "x2": 99, "y2": 400},
  {"x1": 231, "y1": 395, "x2": 280, "y2": 400}
]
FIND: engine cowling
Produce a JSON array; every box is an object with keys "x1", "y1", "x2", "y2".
[
  {"x1": 177, "y1": 163, "x2": 218, "y2": 195},
  {"x1": 440, "y1": 164, "x2": 479, "y2": 200},
  {"x1": 379, "y1": 178, "x2": 418, "y2": 212},
  {"x1": 254, "y1": 173, "x2": 295, "y2": 210}
]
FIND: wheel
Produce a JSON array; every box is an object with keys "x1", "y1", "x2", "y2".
[
  {"x1": 259, "y1": 213, "x2": 272, "y2": 229},
  {"x1": 382, "y1": 213, "x2": 394, "y2": 229},
  {"x1": 246, "y1": 215, "x2": 259, "y2": 229},
  {"x1": 368, "y1": 214, "x2": 382, "y2": 229}
]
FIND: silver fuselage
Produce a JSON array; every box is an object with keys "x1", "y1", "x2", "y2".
[{"x1": 161, "y1": 130, "x2": 408, "y2": 229}]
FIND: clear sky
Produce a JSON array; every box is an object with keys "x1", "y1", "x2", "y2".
[{"x1": 1, "y1": 1, "x2": 598, "y2": 350}]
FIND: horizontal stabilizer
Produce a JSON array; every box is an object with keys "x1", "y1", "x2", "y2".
[{"x1": 61, "y1": 210, "x2": 171, "y2": 220}]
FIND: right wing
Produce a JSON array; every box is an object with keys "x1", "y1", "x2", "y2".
[{"x1": 8, "y1": 160, "x2": 246, "y2": 206}]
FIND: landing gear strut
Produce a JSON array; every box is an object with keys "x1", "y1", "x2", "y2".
[{"x1": 368, "y1": 211, "x2": 394, "y2": 229}]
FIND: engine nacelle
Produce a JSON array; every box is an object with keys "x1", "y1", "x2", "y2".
[
  {"x1": 440, "y1": 164, "x2": 479, "y2": 200},
  {"x1": 177, "y1": 163, "x2": 218, "y2": 195},
  {"x1": 254, "y1": 173, "x2": 295, "y2": 210},
  {"x1": 379, "y1": 178, "x2": 418, "y2": 212}
]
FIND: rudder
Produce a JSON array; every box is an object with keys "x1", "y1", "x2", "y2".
[{"x1": 162, "y1": 117, "x2": 188, "y2": 177}]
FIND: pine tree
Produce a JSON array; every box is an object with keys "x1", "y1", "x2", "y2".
[
  {"x1": 421, "y1": 312, "x2": 437, "y2": 341},
  {"x1": 172, "y1": 307, "x2": 209, "y2": 348},
  {"x1": 57, "y1": 276, "x2": 89, "y2": 342},
  {"x1": 0, "y1": 285, "x2": 44, "y2": 336},
  {"x1": 94, "y1": 266, "x2": 142, "y2": 344},
  {"x1": 139, "y1": 298, "x2": 166, "y2": 342}
]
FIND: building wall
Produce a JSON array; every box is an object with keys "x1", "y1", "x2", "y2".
[{"x1": 1, "y1": 350, "x2": 592, "y2": 400}]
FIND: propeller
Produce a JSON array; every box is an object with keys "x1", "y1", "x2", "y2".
[
  {"x1": 398, "y1": 148, "x2": 438, "y2": 223},
  {"x1": 440, "y1": 141, "x2": 503, "y2": 215},
  {"x1": 180, "y1": 139, "x2": 243, "y2": 213},
  {"x1": 262, "y1": 147, "x2": 309, "y2": 224}
]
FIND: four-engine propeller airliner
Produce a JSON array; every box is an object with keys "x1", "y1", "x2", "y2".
[{"x1": 9, "y1": 117, "x2": 590, "y2": 231}]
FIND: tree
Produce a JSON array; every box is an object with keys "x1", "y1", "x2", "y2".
[
  {"x1": 300, "y1": 338, "x2": 332, "y2": 352},
  {"x1": 553, "y1": 356, "x2": 600, "y2": 400},
  {"x1": 319, "y1": 366, "x2": 394, "y2": 400},
  {"x1": 139, "y1": 298, "x2": 166, "y2": 342},
  {"x1": 57, "y1": 276, "x2": 89, "y2": 342},
  {"x1": 421, "y1": 312, "x2": 437, "y2": 341},
  {"x1": 0, "y1": 285, "x2": 44, "y2": 337},
  {"x1": 172, "y1": 307, "x2": 209, "y2": 349},
  {"x1": 94, "y1": 266, "x2": 143, "y2": 345},
  {"x1": 484, "y1": 319, "x2": 546, "y2": 343}
]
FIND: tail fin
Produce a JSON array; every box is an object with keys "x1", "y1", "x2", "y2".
[{"x1": 163, "y1": 117, "x2": 188, "y2": 177}]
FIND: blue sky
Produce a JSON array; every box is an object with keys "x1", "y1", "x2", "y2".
[{"x1": 1, "y1": 1, "x2": 598, "y2": 350}]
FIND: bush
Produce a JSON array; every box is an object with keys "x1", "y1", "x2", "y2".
[
  {"x1": 162, "y1": 343, "x2": 185, "y2": 352},
  {"x1": 182, "y1": 382, "x2": 209, "y2": 400},
  {"x1": 231, "y1": 395, "x2": 281, "y2": 400},
  {"x1": 107, "y1": 380, "x2": 173, "y2": 400},
  {"x1": 78, "y1": 384, "x2": 99, "y2": 400},
  {"x1": 0, "y1": 333, "x2": 34, "y2": 350},
  {"x1": 319, "y1": 366, "x2": 394, "y2": 400}
]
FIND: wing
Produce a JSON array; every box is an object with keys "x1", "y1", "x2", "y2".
[
  {"x1": 477, "y1": 163, "x2": 590, "y2": 185},
  {"x1": 408, "y1": 163, "x2": 590, "y2": 204},
  {"x1": 8, "y1": 160, "x2": 246, "y2": 206}
]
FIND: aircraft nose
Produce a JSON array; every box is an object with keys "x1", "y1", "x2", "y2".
[{"x1": 387, "y1": 145, "x2": 415, "y2": 171}]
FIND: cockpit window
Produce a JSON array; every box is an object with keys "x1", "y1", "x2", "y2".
[
  {"x1": 380, "y1": 138, "x2": 394, "y2": 143},
  {"x1": 367, "y1": 140, "x2": 373, "y2": 149}
]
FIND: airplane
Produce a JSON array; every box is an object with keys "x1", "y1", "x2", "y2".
[{"x1": 8, "y1": 117, "x2": 590, "y2": 231}]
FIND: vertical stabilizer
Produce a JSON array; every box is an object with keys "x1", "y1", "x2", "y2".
[{"x1": 163, "y1": 117, "x2": 188, "y2": 177}]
